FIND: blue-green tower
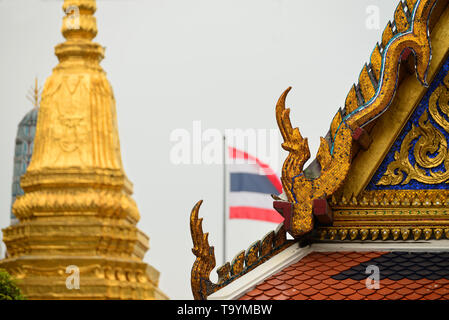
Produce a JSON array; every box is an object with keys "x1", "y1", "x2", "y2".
[{"x1": 10, "y1": 80, "x2": 39, "y2": 225}]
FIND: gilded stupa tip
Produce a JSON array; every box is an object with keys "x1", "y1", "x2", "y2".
[
  {"x1": 55, "y1": 0, "x2": 104, "y2": 63},
  {"x1": 61, "y1": 0, "x2": 97, "y2": 41}
]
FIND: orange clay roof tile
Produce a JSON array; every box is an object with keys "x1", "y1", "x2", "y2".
[
  {"x1": 309, "y1": 292, "x2": 328, "y2": 300},
  {"x1": 275, "y1": 283, "x2": 292, "y2": 291},
  {"x1": 264, "y1": 288, "x2": 282, "y2": 297},
  {"x1": 275, "y1": 273, "x2": 294, "y2": 281},
  {"x1": 272, "y1": 294, "x2": 291, "y2": 300},
  {"x1": 245, "y1": 288, "x2": 264, "y2": 297},
  {"x1": 266, "y1": 278, "x2": 283, "y2": 286},
  {"x1": 320, "y1": 287, "x2": 338, "y2": 296},
  {"x1": 365, "y1": 293, "x2": 385, "y2": 300},
  {"x1": 328, "y1": 293, "x2": 346, "y2": 300},
  {"x1": 253, "y1": 294, "x2": 271, "y2": 300},
  {"x1": 292, "y1": 293, "x2": 309, "y2": 300},
  {"x1": 283, "y1": 288, "x2": 300, "y2": 297},
  {"x1": 403, "y1": 292, "x2": 423, "y2": 300},
  {"x1": 422, "y1": 293, "x2": 442, "y2": 300},
  {"x1": 384, "y1": 292, "x2": 404, "y2": 300},
  {"x1": 301, "y1": 287, "x2": 319, "y2": 296}
]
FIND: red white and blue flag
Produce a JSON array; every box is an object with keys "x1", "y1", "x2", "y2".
[{"x1": 227, "y1": 146, "x2": 284, "y2": 223}]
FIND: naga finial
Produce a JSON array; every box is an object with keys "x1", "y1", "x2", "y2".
[{"x1": 275, "y1": 0, "x2": 436, "y2": 238}]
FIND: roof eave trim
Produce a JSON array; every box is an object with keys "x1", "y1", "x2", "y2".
[{"x1": 208, "y1": 243, "x2": 311, "y2": 300}]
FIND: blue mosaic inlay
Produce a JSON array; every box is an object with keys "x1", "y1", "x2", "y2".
[{"x1": 366, "y1": 55, "x2": 449, "y2": 190}]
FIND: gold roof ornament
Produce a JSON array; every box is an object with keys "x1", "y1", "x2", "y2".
[
  {"x1": 0, "y1": 0, "x2": 167, "y2": 300},
  {"x1": 276, "y1": 0, "x2": 436, "y2": 238},
  {"x1": 26, "y1": 78, "x2": 41, "y2": 109},
  {"x1": 190, "y1": 201, "x2": 294, "y2": 300}
]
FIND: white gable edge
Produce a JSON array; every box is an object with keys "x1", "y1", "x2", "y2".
[{"x1": 208, "y1": 240, "x2": 449, "y2": 300}]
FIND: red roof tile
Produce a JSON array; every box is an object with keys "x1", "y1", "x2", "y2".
[
  {"x1": 252, "y1": 294, "x2": 271, "y2": 300},
  {"x1": 385, "y1": 292, "x2": 403, "y2": 300},
  {"x1": 301, "y1": 287, "x2": 319, "y2": 296},
  {"x1": 276, "y1": 283, "x2": 292, "y2": 291},
  {"x1": 292, "y1": 293, "x2": 309, "y2": 300},
  {"x1": 276, "y1": 273, "x2": 293, "y2": 281},
  {"x1": 436, "y1": 278, "x2": 449, "y2": 285},
  {"x1": 377, "y1": 287, "x2": 395, "y2": 296},
  {"x1": 283, "y1": 288, "x2": 300, "y2": 297},
  {"x1": 303, "y1": 269, "x2": 321, "y2": 277},
  {"x1": 357, "y1": 287, "x2": 376, "y2": 297},
  {"x1": 256, "y1": 283, "x2": 273, "y2": 291},
  {"x1": 303, "y1": 278, "x2": 321, "y2": 286},
  {"x1": 265, "y1": 288, "x2": 282, "y2": 297},
  {"x1": 406, "y1": 282, "x2": 423, "y2": 290},
  {"x1": 320, "y1": 287, "x2": 338, "y2": 296},
  {"x1": 422, "y1": 293, "x2": 442, "y2": 300},
  {"x1": 416, "y1": 279, "x2": 434, "y2": 285},
  {"x1": 365, "y1": 293, "x2": 385, "y2": 300},
  {"x1": 266, "y1": 278, "x2": 283, "y2": 286},
  {"x1": 295, "y1": 273, "x2": 313, "y2": 281},
  {"x1": 272, "y1": 294, "x2": 290, "y2": 300},
  {"x1": 310, "y1": 292, "x2": 328, "y2": 300},
  {"x1": 312, "y1": 273, "x2": 331, "y2": 281},
  {"x1": 286, "y1": 269, "x2": 303, "y2": 277},
  {"x1": 328, "y1": 293, "x2": 346, "y2": 300},
  {"x1": 415, "y1": 287, "x2": 433, "y2": 295},
  {"x1": 344, "y1": 292, "x2": 365, "y2": 300},
  {"x1": 339, "y1": 287, "x2": 357, "y2": 296},
  {"x1": 286, "y1": 278, "x2": 302, "y2": 286},
  {"x1": 246, "y1": 288, "x2": 264, "y2": 297},
  {"x1": 403, "y1": 292, "x2": 423, "y2": 300},
  {"x1": 321, "y1": 277, "x2": 340, "y2": 286},
  {"x1": 434, "y1": 287, "x2": 449, "y2": 295},
  {"x1": 332, "y1": 282, "x2": 352, "y2": 290},
  {"x1": 396, "y1": 287, "x2": 414, "y2": 296},
  {"x1": 313, "y1": 282, "x2": 329, "y2": 291}
]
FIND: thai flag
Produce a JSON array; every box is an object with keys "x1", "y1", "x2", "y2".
[{"x1": 227, "y1": 146, "x2": 284, "y2": 223}]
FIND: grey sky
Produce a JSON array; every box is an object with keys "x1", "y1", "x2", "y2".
[{"x1": 0, "y1": 0, "x2": 398, "y2": 299}]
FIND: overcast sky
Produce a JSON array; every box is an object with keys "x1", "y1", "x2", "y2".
[{"x1": 0, "y1": 0, "x2": 398, "y2": 299}]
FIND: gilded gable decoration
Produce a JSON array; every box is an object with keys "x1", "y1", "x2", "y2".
[
  {"x1": 374, "y1": 68, "x2": 449, "y2": 187},
  {"x1": 275, "y1": 0, "x2": 436, "y2": 238}
]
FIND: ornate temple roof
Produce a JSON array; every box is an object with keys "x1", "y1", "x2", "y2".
[{"x1": 190, "y1": 0, "x2": 449, "y2": 300}]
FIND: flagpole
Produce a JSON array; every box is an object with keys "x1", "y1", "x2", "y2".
[{"x1": 222, "y1": 134, "x2": 227, "y2": 266}]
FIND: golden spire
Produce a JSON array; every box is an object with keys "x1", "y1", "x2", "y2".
[
  {"x1": 0, "y1": 0, "x2": 168, "y2": 300},
  {"x1": 55, "y1": 0, "x2": 104, "y2": 67},
  {"x1": 26, "y1": 78, "x2": 41, "y2": 108}
]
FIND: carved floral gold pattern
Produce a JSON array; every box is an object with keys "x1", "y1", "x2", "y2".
[{"x1": 378, "y1": 73, "x2": 449, "y2": 185}]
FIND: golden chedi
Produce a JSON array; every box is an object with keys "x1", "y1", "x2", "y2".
[{"x1": 0, "y1": 0, "x2": 167, "y2": 300}]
